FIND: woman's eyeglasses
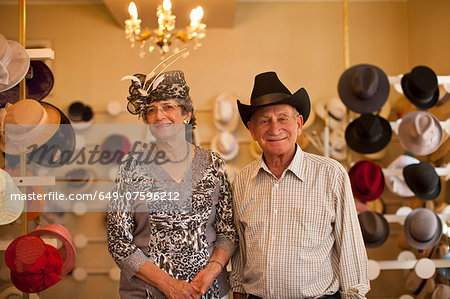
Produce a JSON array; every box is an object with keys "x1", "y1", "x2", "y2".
[{"x1": 147, "y1": 103, "x2": 180, "y2": 118}]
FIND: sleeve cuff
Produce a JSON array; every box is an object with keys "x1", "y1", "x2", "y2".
[
  {"x1": 215, "y1": 236, "x2": 238, "y2": 258},
  {"x1": 118, "y1": 250, "x2": 149, "y2": 281},
  {"x1": 340, "y1": 284, "x2": 370, "y2": 299},
  {"x1": 229, "y1": 271, "x2": 246, "y2": 294}
]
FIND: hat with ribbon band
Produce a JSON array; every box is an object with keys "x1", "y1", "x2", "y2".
[
  {"x1": 345, "y1": 113, "x2": 392, "y2": 154},
  {"x1": 338, "y1": 64, "x2": 390, "y2": 114},
  {"x1": 348, "y1": 160, "x2": 385, "y2": 202},
  {"x1": 0, "y1": 34, "x2": 29, "y2": 93},
  {"x1": 5, "y1": 234, "x2": 62, "y2": 293},
  {"x1": 237, "y1": 71, "x2": 310, "y2": 129},
  {"x1": 401, "y1": 65, "x2": 439, "y2": 109}
]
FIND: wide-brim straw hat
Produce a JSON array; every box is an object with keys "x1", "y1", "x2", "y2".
[
  {"x1": 0, "y1": 34, "x2": 30, "y2": 93},
  {"x1": 213, "y1": 92, "x2": 239, "y2": 132},
  {"x1": 398, "y1": 110, "x2": 443, "y2": 156},
  {"x1": 338, "y1": 64, "x2": 390, "y2": 113},
  {"x1": 315, "y1": 97, "x2": 347, "y2": 130},
  {"x1": 237, "y1": 71, "x2": 310, "y2": 129},
  {"x1": 0, "y1": 99, "x2": 61, "y2": 155},
  {"x1": 0, "y1": 61, "x2": 54, "y2": 105}
]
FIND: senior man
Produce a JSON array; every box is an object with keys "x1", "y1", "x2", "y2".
[{"x1": 230, "y1": 71, "x2": 369, "y2": 299}]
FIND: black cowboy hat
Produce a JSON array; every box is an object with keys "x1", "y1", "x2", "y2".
[{"x1": 237, "y1": 72, "x2": 310, "y2": 128}]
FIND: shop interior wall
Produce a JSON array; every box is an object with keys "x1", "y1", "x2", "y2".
[{"x1": 0, "y1": 1, "x2": 448, "y2": 298}]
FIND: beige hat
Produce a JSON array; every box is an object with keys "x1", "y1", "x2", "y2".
[
  {"x1": 213, "y1": 92, "x2": 239, "y2": 132},
  {"x1": 0, "y1": 99, "x2": 61, "y2": 155},
  {"x1": 321, "y1": 130, "x2": 346, "y2": 161},
  {"x1": 211, "y1": 131, "x2": 239, "y2": 161},
  {"x1": 398, "y1": 111, "x2": 443, "y2": 156},
  {"x1": 315, "y1": 97, "x2": 346, "y2": 130},
  {"x1": 0, "y1": 169, "x2": 23, "y2": 225},
  {"x1": 0, "y1": 34, "x2": 30, "y2": 93}
]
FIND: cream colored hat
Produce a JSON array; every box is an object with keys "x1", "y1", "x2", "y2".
[
  {"x1": 315, "y1": 97, "x2": 346, "y2": 130},
  {"x1": 321, "y1": 130, "x2": 346, "y2": 161},
  {"x1": 0, "y1": 169, "x2": 23, "y2": 225},
  {"x1": 213, "y1": 92, "x2": 239, "y2": 132},
  {"x1": 384, "y1": 155, "x2": 418, "y2": 197},
  {"x1": 0, "y1": 99, "x2": 61, "y2": 155},
  {"x1": 398, "y1": 111, "x2": 443, "y2": 156},
  {"x1": 211, "y1": 131, "x2": 239, "y2": 161},
  {"x1": 0, "y1": 34, "x2": 30, "y2": 93}
]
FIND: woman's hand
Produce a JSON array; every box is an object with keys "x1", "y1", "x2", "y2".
[
  {"x1": 161, "y1": 277, "x2": 201, "y2": 299},
  {"x1": 190, "y1": 261, "x2": 223, "y2": 295}
]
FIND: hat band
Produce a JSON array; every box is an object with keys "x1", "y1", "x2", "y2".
[{"x1": 251, "y1": 92, "x2": 291, "y2": 106}]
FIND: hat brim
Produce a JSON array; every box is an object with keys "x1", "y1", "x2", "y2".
[
  {"x1": 0, "y1": 101, "x2": 61, "y2": 155},
  {"x1": 0, "y1": 61, "x2": 54, "y2": 105},
  {"x1": 237, "y1": 88, "x2": 310, "y2": 129},
  {"x1": 338, "y1": 64, "x2": 390, "y2": 113},
  {"x1": 0, "y1": 40, "x2": 30, "y2": 93},
  {"x1": 345, "y1": 115, "x2": 392, "y2": 154},
  {"x1": 401, "y1": 74, "x2": 440, "y2": 109},
  {"x1": 403, "y1": 209, "x2": 443, "y2": 250}
]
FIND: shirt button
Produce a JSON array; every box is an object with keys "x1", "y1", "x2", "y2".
[
  {"x1": 274, "y1": 184, "x2": 279, "y2": 188},
  {"x1": 274, "y1": 209, "x2": 277, "y2": 214}
]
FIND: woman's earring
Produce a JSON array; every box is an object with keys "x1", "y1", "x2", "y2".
[{"x1": 183, "y1": 119, "x2": 189, "y2": 124}]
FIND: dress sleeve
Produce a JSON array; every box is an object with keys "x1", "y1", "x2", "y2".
[
  {"x1": 106, "y1": 156, "x2": 149, "y2": 281},
  {"x1": 332, "y1": 163, "x2": 370, "y2": 298},
  {"x1": 212, "y1": 153, "x2": 238, "y2": 258}
]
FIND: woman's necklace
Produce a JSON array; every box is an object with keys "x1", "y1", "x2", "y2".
[{"x1": 157, "y1": 142, "x2": 191, "y2": 164}]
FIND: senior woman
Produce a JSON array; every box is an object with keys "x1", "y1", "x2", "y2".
[{"x1": 106, "y1": 70, "x2": 238, "y2": 299}]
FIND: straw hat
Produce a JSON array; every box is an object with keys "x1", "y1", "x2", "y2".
[
  {"x1": 213, "y1": 92, "x2": 239, "y2": 132},
  {"x1": 0, "y1": 168, "x2": 23, "y2": 225},
  {"x1": 0, "y1": 99, "x2": 61, "y2": 155},
  {"x1": 398, "y1": 111, "x2": 443, "y2": 156},
  {"x1": 314, "y1": 97, "x2": 346, "y2": 130},
  {"x1": 0, "y1": 34, "x2": 29, "y2": 93},
  {"x1": 211, "y1": 131, "x2": 239, "y2": 161},
  {"x1": 29, "y1": 223, "x2": 77, "y2": 276},
  {"x1": 321, "y1": 130, "x2": 346, "y2": 161}
]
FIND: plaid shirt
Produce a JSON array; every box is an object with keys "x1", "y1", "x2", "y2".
[{"x1": 230, "y1": 145, "x2": 369, "y2": 299}]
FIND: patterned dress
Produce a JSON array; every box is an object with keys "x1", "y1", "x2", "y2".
[{"x1": 107, "y1": 145, "x2": 238, "y2": 299}]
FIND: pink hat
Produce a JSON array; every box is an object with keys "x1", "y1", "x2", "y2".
[{"x1": 29, "y1": 223, "x2": 76, "y2": 276}]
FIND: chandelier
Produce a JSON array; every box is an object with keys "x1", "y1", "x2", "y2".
[{"x1": 125, "y1": 0, "x2": 206, "y2": 56}]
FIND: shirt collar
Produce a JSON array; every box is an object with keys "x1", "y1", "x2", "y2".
[{"x1": 250, "y1": 144, "x2": 305, "y2": 181}]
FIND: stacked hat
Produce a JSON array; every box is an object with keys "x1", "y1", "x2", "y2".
[
  {"x1": 315, "y1": 97, "x2": 346, "y2": 130},
  {"x1": 384, "y1": 155, "x2": 419, "y2": 197},
  {"x1": 0, "y1": 34, "x2": 29, "y2": 94},
  {"x1": 68, "y1": 101, "x2": 94, "y2": 130},
  {"x1": 212, "y1": 92, "x2": 240, "y2": 160},
  {"x1": 401, "y1": 66, "x2": 439, "y2": 110},
  {"x1": 348, "y1": 160, "x2": 385, "y2": 202},
  {"x1": 338, "y1": 64, "x2": 390, "y2": 114},
  {"x1": 403, "y1": 208, "x2": 442, "y2": 250},
  {"x1": 398, "y1": 111, "x2": 443, "y2": 156},
  {"x1": 211, "y1": 131, "x2": 239, "y2": 161},
  {"x1": 358, "y1": 211, "x2": 390, "y2": 248},
  {"x1": 0, "y1": 99, "x2": 61, "y2": 155},
  {"x1": 403, "y1": 162, "x2": 441, "y2": 200},
  {"x1": 5, "y1": 234, "x2": 63, "y2": 293},
  {"x1": 0, "y1": 61, "x2": 54, "y2": 106},
  {"x1": 29, "y1": 223, "x2": 77, "y2": 276},
  {"x1": 345, "y1": 113, "x2": 392, "y2": 154}
]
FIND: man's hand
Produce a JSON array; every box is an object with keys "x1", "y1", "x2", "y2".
[{"x1": 190, "y1": 261, "x2": 223, "y2": 295}]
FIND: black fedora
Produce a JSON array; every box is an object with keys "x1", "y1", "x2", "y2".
[
  {"x1": 237, "y1": 71, "x2": 310, "y2": 128},
  {"x1": 345, "y1": 113, "x2": 392, "y2": 154},
  {"x1": 403, "y1": 162, "x2": 441, "y2": 200},
  {"x1": 0, "y1": 61, "x2": 54, "y2": 106},
  {"x1": 401, "y1": 65, "x2": 439, "y2": 109},
  {"x1": 338, "y1": 64, "x2": 390, "y2": 113},
  {"x1": 358, "y1": 211, "x2": 390, "y2": 248}
]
